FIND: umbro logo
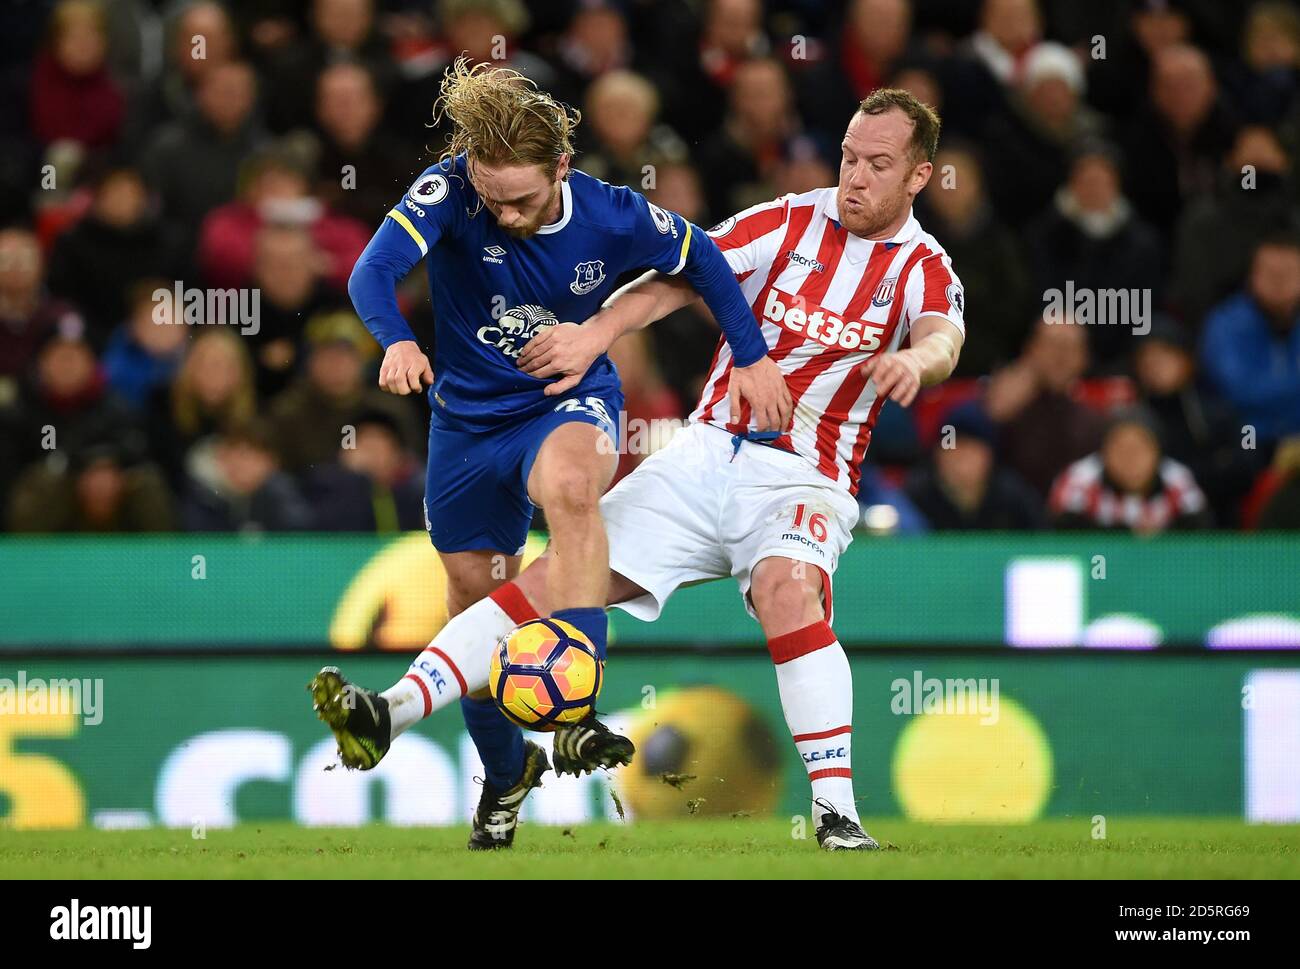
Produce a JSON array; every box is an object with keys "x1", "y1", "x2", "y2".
[{"x1": 483, "y1": 245, "x2": 507, "y2": 264}]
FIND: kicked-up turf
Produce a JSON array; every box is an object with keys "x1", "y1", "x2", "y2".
[{"x1": 2, "y1": 818, "x2": 1299, "y2": 879}]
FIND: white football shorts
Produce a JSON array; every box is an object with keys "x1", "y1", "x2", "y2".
[{"x1": 602, "y1": 421, "x2": 859, "y2": 623}]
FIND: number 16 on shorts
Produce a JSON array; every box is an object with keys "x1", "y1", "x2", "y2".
[{"x1": 790, "y1": 504, "x2": 829, "y2": 542}]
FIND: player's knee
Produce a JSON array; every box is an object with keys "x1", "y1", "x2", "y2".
[
  {"x1": 445, "y1": 570, "x2": 500, "y2": 615},
  {"x1": 537, "y1": 466, "x2": 601, "y2": 520},
  {"x1": 750, "y1": 564, "x2": 822, "y2": 627}
]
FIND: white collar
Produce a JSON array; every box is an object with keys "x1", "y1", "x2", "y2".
[{"x1": 535, "y1": 178, "x2": 573, "y2": 235}]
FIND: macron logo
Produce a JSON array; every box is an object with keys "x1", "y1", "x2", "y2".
[
  {"x1": 786, "y1": 250, "x2": 825, "y2": 273},
  {"x1": 50, "y1": 899, "x2": 151, "y2": 949}
]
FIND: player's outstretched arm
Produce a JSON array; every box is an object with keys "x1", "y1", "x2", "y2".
[
  {"x1": 520, "y1": 266, "x2": 792, "y2": 430},
  {"x1": 858, "y1": 315, "x2": 964, "y2": 407},
  {"x1": 518, "y1": 270, "x2": 694, "y2": 395}
]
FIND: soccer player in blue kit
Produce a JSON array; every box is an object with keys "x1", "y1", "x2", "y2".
[{"x1": 309, "y1": 58, "x2": 791, "y2": 847}]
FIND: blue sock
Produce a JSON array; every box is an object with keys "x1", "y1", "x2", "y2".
[
  {"x1": 553, "y1": 607, "x2": 608, "y2": 661},
  {"x1": 461, "y1": 695, "x2": 525, "y2": 790}
]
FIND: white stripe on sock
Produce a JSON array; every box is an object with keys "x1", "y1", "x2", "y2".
[{"x1": 382, "y1": 596, "x2": 518, "y2": 737}]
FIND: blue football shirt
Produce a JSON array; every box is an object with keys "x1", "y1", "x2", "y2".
[{"x1": 349, "y1": 154, "x2": 766, "y2": 430}]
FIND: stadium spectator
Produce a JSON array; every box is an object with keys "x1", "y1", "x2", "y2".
[
  {"x1": 1049, "y1": 407, "x2": 1212, "y2": 532},
  {"x1": 388, "y1": 0, "x2": 551, "y2": 133},
  {"x1": 770, "y1": 134, "x2": 837, "y2": 199},
  {"x1": 1085, "y1": 0, "x2": 1192, "y2": 125},
  {"x1": 651, "y1": 0, "x2": 770, "y2": 144},
  {"x1": 918, "y1": 141, "x2": 1033, "y2": 377},
  {"x1": 795, "y1": 0, "x2": 915, "y2": 136},
  {"x1": 303, "y1": 408, "x2": 425, "y2": 531},
  {"x1": 985, "y1": 316, "x2": 1106, "y2": 497},
  {"x1": 145, "y1": 328, "x2": 257, "y2": 489},
  {"x1": 101, "y1": 279, "x2": 188, "y2": 408},
  {"x1": 2, "y1": 0, "x2": 1296, "y2": 537},
  {"x1": 940, "y1": 0, "x2": 1044, "y2": 136},
  {"x1": 889, "y1": 62, "x2": 944, "y2": 118},
  {"x1": 6, "y1": 439, "x2": 176, "y2": 532},
  {"x1": 28, "y1": 0, "x2": 125, "y2": 151},
  {"x1": 551, "y1": 0, "x2": 632, "y2": 106},
  {"x1": 267, "y1": 311, "x2": 415, "y2": 473},
  {"x1": 45, "y1": 163, "x2": 179, "y2": 341},
  {"x1": 139, "y1": 59, "x2": 264, "y2": 240},
  {"x1": 437, "y1": 0, "x2": 544, "y2": 80},
  {"x1": 905, "y1": 401, "x2": 1043, "y2": 530},
  {"x1": 196, "y1": 145, "x2": 369, "y2": 294},
  {"x1": 181, "y1": 420, "x2": 313, "y2": 532},
  {"x1": 1170, "y1": 125, "x2": 1300, "y2": 329},
  {"x1": 1223, "y1": 2, "x2": 1300, "y2": 125},
  {"x1": 647, "y1": 159, "x2": 708, "y2": 226},
  {"x1": 1132, "y1": 314, "x2": 1257, "y2": 525},
  {"x1": 1200, "y1": 233, "x2": 1300, "y2": 446},
  {"x1": 0, "y1": 227, "x2": 82, "y2": 380},
  {"x1": 245, "y1": 225, "x2": 348, "y2": 398},
  {"x1": 579, "y1": 70, "x2": 688, "y2": 189},
  {"x1": 855, "y1": 464, "x2": 930, "y2": 535},
  {"x1": 1025, "y1": 143, "x2": 1163, "y2": 372},
  {"x1": 261, "y1": 0, "x2": 396, "y2": 135},
  {"x1": 120, "y1": 1, "x2": 239, "y2": 153},
  {"x1": 1256, "y1": 438, "x2": 1300, "y2": 529},
  {"x1": 1122, "y1": 44, "x2": 1239, "y2": 238},
  {"x1": 695, "y1": 57, "x2": 799, "y2": 223},
  {"x1": 8, "y1": 320, "x2": 146, "y2": 481},
  {"x1": 983, "y1": 42, "x2": 1107, "y2": 228},
  {"x1": 311, "y1": 62, "x2": 414, "y2": 224}
]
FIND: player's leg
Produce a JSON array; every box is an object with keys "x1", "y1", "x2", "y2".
[
  {"x1": 306, "y1": 549, "x2": 543, "y2": 777},
  {"x1": 425, "y1": 420, "x2": 725, "y2": 777},
  {"x1": 747, "y1": 556, "x2": 875, "y2": 850},
  {"x1": 525, "y1": 419, "x2": 619, "y2": 660},
  {"x1": 730, "y1": 463, "x2": 879, "y2": 851},
  {"x1": 438, "y1": 550, "x2": 536, "y2": 820}
]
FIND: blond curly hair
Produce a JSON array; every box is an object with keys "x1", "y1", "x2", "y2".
[{"x1": 433, "y1": 56, "x2": 580, "y2": 180}]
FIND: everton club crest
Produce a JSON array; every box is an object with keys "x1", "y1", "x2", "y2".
[{"x1": 570, "y1": 260, "x2": 606, "y2": 295}]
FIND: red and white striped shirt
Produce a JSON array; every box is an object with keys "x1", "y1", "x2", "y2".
[
  {"x1": 1049, "y1": 454, "x2": 1208, "y2": 531},
  {"x1": 690, "y1": 187, "x2": 965, "y2": 496}
]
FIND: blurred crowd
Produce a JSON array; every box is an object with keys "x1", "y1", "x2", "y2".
[{"x1": 1, "y1": 0, "x2": 1299, "y2": 535}]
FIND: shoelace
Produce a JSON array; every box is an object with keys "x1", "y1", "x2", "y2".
[{"x1": 812, "y1": 797, "x2": 843, "y2": 828}]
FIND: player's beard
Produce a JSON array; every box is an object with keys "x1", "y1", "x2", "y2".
[
  {"x1": 837, "y1": 179, "x2": 912, "y2": 240},
  {"x1": 499, "y1": 181, "x2": 562, "y2": 240}
]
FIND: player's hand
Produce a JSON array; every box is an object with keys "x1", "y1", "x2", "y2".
[
  {"x1": 517, "y1": 322, "x2": 608, "y2": 397},
  {"x1": 379, "y1": 340, "x2": 433, "y2": 395},
  {"x1": 859, "y1": 350, "x2": 924, "y2": 407},
  {"x1": 730, "y1": 356, "x2": 792, "y2": 432}
]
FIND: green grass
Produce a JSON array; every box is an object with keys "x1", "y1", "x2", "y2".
[{"x1": 3, "y1": 819, "x2": 1299, "y2": 879}]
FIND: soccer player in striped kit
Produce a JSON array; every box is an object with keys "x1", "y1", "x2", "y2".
[{"x1": 330, "y1": 88, "x2": 966, "y2": 851}]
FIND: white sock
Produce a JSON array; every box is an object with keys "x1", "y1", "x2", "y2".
[
  {"x1": 381, "y1": 584, "x2": 537, "y2": 738},
  {"x1": 767, "y1": 620, "x2": 857, "y2": 826}
]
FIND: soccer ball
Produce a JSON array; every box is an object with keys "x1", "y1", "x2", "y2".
[{"x1": 488, "y1": 618, "x2": 602, "y2": 731}]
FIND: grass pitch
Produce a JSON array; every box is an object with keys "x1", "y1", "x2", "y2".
[{"x1": 3, "y1": 818, "x2": 1298, "y2": 879}]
